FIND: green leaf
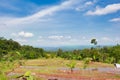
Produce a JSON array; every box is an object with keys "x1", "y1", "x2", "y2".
[{"x1": 24, "y1": 71, "x2": 31, "y2": 77}]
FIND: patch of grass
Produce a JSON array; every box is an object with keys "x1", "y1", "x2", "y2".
[
  {"x1": 0, "y1": 72, "x2": 8, "y2": 80},
  {"x1": 35, "y1": 77, "x2": 46, "y2": 80}
]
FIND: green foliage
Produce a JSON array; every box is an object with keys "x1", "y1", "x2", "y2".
[
  {"x1": 0, "y1": 60, "x2": 17, "y2": 80},
  {"x1": 18, "y1": 71, "x2": 34, "y2": 80},
  {"x1": 105, "y1": 57, "x2": 115, "y2": 64},
  {"x1": 90, "y1": 49, "x2": 100, "y2": 62},
  {"x1": 18, "y1": 60, "x2": 25, "y2": 66},
  {"x1": 0, "y1": 73, "x2": 8, "y2": 80},
  {"x1": 83, "y1": 58, "x2": 92, "y2": 69},
  {"x1": 21, "y1": 45, "x2": 44, "y2": 59},
  {"x1": 0, "y1": 38, "x2": 21, "y2": 51},
  {"x1": 44, "y1": 54, "x2": 51, "y2": 59},
  {"x1": 83, "y1": 58, "x2": 91, "y2": 64},
  {"x1": 16, "y1": 51, "x2": 21, "y2": 56},
  {"x1": 57, "y1": 48, "x2": 63, "y2": 56},
  {"x1": 24, "y1": 71, "x2": 31, "y2": 77},
  {"x1": 66, "y1": 61, "x2": 76, "y2": 72},
  {"x1": 93, "y1": 55, "x2": 96, "y2": 61},
  {"x1": 91, "y1": 39, "x2": 97, "y2": 45},
  {"x1": 1, "y1": 37, "x2": 120, "y2": 64},
  {"x1": 0, "y1": 37, "x2": 45, "y2": 60}
]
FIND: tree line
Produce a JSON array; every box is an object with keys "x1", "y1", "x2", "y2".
[
  {"x1": 0, "y1": 37, "x2": 120, "y2": 64},
  {"x1": 0, "y1": 37, "x2": 44, "y2": 61}
]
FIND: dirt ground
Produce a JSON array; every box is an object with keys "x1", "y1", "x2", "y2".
[
  {"x1": 7, "y1": 68, "x2": 120, "y2": 80},
  {"x1": 6, "y1": 59, "x2": 120, "y2": 80}
]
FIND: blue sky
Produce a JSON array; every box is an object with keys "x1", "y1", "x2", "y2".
[{"x1": 0, "y1": 0, "x2": 120, "y2": 47}]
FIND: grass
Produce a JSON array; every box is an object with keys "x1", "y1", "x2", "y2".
[
  {"x1": 24, "y1": 58, "x2": 114, "y2": 68},
  {"x1": 0, "y1": 73, "x2": 8, "y2": 80},
  {"x1": 0, "y1": 60, "x2": 22, "y2": 80}
]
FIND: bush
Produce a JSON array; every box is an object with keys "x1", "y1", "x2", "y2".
[
  {"x1": 104, "y1": 57, "x2": 115, "y2": 64},
  {"x1": 17, "y1": 71, "x2": 34, "y2": 80},
  {"x1": 83, "y1": 58, "x2": 92, "y2": 69},
  {"x1": 66, "y1": 61, "x2": 76, "y2": 72}
]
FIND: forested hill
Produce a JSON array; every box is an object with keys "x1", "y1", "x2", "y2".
[
  {"x1": 0, "y1": 37, "x2": 120, "y2": 63},
  {"x1": 0, "y1": 37, "x2": 44, "y2": 60},
  {"x1": 0, "y1": 37, "x2": 21, "y2": 51}
]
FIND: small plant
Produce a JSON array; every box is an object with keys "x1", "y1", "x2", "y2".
[
  {"x1": 66, "y1": 61, "x2": 76, "y2": 73},
  {"x1": 18, "y1": 60, "x2": 25, "y2": 66},
  {"x1": 105, "y1": 57, "x2": 115, "y2": 64},
  {"x1": 83, "y1": 58, "x2": 91, "y2": 69},
  {"x1": 44, "y1": 54, "x2": 51, "y2": 59},
  {"x1": 93, "y1": 55, "x2": 96, "y2": 61},
  {"x1": 17, "y1": 71, "x2": 34, "y2": 80}
]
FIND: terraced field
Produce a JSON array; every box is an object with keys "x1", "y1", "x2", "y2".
[{"x1": 5, "y1": 58, "x2": 120, "y2": 80}]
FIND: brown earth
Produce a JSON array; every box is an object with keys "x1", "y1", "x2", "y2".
[{"x1": 7, "y1": 69, "x2": 120, "y2": 80}]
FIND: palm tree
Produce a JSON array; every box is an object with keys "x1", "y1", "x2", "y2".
[
  {"x1": 91, "y1": 39, "x2": 97, "y2": 45},
  {"x1": 91, "y1": 39, "x2": 98, "y2": 61}
]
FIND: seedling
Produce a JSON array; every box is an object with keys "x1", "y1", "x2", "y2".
[{"x1": 66, "y1": 61, "x2": 76, "y2": 73}]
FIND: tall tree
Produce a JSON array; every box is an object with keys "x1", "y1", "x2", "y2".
[
  {"x1": 91, "y1": 39, "x2": 97, "y2": 45},
  {"x1": 90, "y1": 39, "x2": 99, "y2": 61}
]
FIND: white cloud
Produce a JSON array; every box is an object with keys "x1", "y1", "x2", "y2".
[
  {"x1": 48, "y1": 35, "x2": 72, "y2": 40},
  {"x1": 37, "y1": 36, "x2": 44, "y2": 42},
  {"x1": 48, "y1": 35, "x2": 64, "y2": 40},
  {"x1": 86, "y1": 3, "x2": 120, "y2": 15},
  {"x1": 76, "y1": 0, "x2": 97, "y2": 11},
  {"x1": 37, "y1": 35, "x2": 72, "y2": 44},
  {"x1": 35, "y1": 36, "x2": 90, "y2": 47},
  {"x1": 97, "y1": 37, "x2": 120, "y2": 45},
  {"x1": 101, "y1": 37, "x2": 112, "y2": 42},
  {"x1": 109, "y1": 17, "x2": 120, "y2": 22},
  {"x1": 11, "y1": 31, "x2": 34, "y2": 38},
  {"x1": 82, "y1": 36, "x2": 86, "y2": 39},
  {"x1": 11, "y1": 33, "x2": 17, "y2": 37},
  {"x1": 65, "y1": 36, "x2": 72, "y2": 39},
  {"x1": 1, "y1": 0, "x2": 79, "y2": 26},
  {"x1": 14, "y1": 39, "x2": 27, "y2": 43},
  {"x1": 115, "y1": 37, "x2": 120, "y2": 44},
  {"x1": 39, "y1": 36, "x2": 43, "y2": 39},
  {"x1": 85, "y1": 1, "x2": 94, "y2": 6},
  {"x1": 37, "y1": 39, "x2": 44, "y2": 42},
  {"x1": 18, "y1": 31, "x2": 34, "y2": 38}
]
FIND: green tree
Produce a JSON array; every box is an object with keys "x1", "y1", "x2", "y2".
[
  {"x1": 66, "y1": 61, "x2": 76, "y2": 73},
  {"x1": 57, "y1": 48, "x2": 63, "y2": 57},
  {"x1": 91, "y1": 39, "x2": 97, "y2": 45},
  {"x1": 83, "y1": 58, "x2": 92, "y2": 69}
]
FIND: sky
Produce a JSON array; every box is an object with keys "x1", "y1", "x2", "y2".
[{"x1": 0, "y1": 0, "x2": 120, "y2": 47}]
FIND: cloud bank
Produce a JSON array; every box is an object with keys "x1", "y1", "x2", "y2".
[
  {"x1": 110, "y1": 17, "x2": 120, "y2": 22},
  {"x1": 1, "y1": 0, "x2": 80, "y2": 26},
  {"x1": 86, "y1": 3, "x2": 120, "y2": 15},
  {"x1": 11, "y1": 31, "x2": 34, "y2": 38}
]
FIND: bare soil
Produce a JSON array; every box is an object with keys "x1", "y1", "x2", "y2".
[{"x1": 7, "y1": 67, "x2": 120, "y2": 80}]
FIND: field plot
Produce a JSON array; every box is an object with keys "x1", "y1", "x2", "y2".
[{"x1": 6, "y1": 58, "x2": 120, "y2": 80}]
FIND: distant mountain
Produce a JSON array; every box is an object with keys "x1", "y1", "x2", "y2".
[
  {"x1": 42, "y1": 45, "x2": 94, "y2": 51},
  {"x1": 41, "y1": 45, "x2": 114, "y2": 51}
]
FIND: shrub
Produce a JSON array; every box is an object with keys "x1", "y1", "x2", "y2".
[
  {"x1": 83, "y1": 58, "x2": 92, "y2": 69},
  {"x1": 17, "y1": 71, "x2": 34, "y2": 80},
  {"x1": 66, "y1": 61, "x2": 76, "y2": 72}
]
